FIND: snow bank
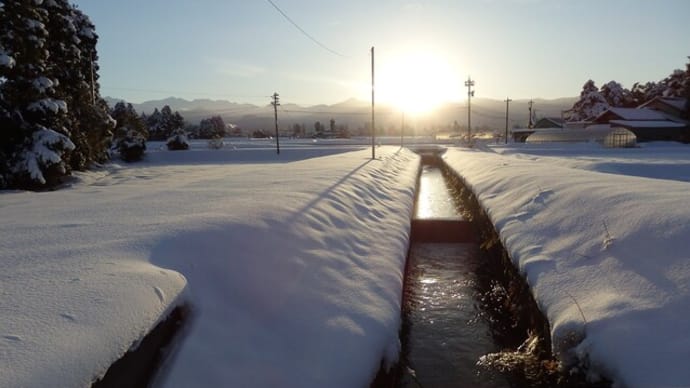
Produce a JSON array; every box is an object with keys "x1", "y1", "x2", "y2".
[
  {"x1": 154, "y1": 146, "x2": 419, "y2": 387},
  {"x1": 1, "y1": 144, "x2": 419, "y2": 388},
  {"x1": 444, "y1": 143, "x2": 690, "y2": 387}
]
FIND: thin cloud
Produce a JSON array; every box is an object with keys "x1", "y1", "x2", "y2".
[{"x1": 205, "y1": 57, "x2": 266, "y2": 78}]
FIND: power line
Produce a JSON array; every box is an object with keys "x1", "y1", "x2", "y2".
[{"x1": 265, "y1": 0, "x2": 348, "y2": 58}]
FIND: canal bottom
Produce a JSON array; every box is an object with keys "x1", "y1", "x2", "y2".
[{"x1": 399, "y1": 243, "x2": 509, "y2": 388}]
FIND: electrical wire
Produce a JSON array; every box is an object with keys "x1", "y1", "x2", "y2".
[{"x1": 265, "y1": 0, "x2": 348, "y2": 58}]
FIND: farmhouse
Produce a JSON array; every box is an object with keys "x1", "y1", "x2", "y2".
[{"x1": 592, "y1": 104, "x2": 689, "y2": 142}]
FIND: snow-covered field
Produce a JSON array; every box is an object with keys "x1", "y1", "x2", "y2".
[
  {"x1": 1, "y1": 140, "x2": 419, "y2": 388},
  {"x1": 445, "y1": 141, "x2": 690, "y2": 388},
  {"x1": 3, "y1": 138, "x2": 690, "y2": 388}
]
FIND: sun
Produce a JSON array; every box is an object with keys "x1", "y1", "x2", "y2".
[{"x1": 377, "y1": 51, "x2": 462, "y2": 115}]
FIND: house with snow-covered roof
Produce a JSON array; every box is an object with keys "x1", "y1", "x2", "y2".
[
  {"x1": 638, "y1": 96, "x2": 689, "y2": 119},
  {"x1": 592, "y1": 105, "x2": 689, "y2": 142},
  {"x1": 534, "y1": 117, "x2": 565, "y2": 128}
]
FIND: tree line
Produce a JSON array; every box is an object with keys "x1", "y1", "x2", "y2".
[{"x1": 567, "y1": 58, "x2": 690, "y2": 121}]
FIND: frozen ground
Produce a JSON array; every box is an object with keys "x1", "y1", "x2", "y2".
[
  {"x1": 1, "y1": 140, "x2": 419, "y2": 388},
  {"x1": 444, "y1": 141, "x2": 690, "y2": 388}
]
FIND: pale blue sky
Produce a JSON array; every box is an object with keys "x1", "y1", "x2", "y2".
[{"x1": 74, "y1": 0, "x2": 690, "y2": 107}]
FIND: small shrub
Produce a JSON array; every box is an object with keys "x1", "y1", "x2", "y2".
[
  {"x1": 166, "y1": 130, "x2": 189, "y2": 150},
  {"x1": 117, "y1": 130, "x2": 146, "y2": 162}
]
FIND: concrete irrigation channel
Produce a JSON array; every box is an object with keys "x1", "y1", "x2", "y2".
[{"x1": 373, "y1": 146, "x2": 609, "y2": 388}]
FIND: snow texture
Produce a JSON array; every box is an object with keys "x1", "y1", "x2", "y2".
[
  {"x1": 445, "y1": 142, "x2": 690, "y2": 387},
  {"x1": 14, "y1": 127, "x2": 76, "y2": 184},
  {"x1": 0, "y1": 51, "x2": 15, "y2": 69},
  {"x1": 32, "y1": 76, "x2": 54, "y2": 93},
  {"x1": 5, "y1": 137, "x2": 689, "y2": 388},
  {"x1": 27, "y1": 98, "x2": 68, "y2": 114},
  {"x1": 1, "y1": 142, "x2": 418, "y2": 388}
]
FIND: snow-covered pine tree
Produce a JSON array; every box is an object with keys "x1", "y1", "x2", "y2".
[
  {"x1": 198, "y1": 115, "x2": 226, "y2": 139},
  {"x1": 567, "y1": 80, "x2": 609, "y2": 121},
  {"x1": 111, "y1": 101, "x2": 147, "y2": 161},
  {"x1": 43, "y1": 0, "x2": 113, "y2": 170},
  {"x1": 146, "y1": 105, "x2": 185, "y2": 140},
  {"x1": 660, "y1": 69, "x2": 686, "y2": 98},
  {"x1": 0, "y1": 0, "x2": 75, "y2": 189},
  {"x1": 166, "y1": 128, "x2": 189, "y2": 150},
  {"x1": 599, "y1": 81, "x2": 633, "y2": 108},
  {"x1": 0, "y1": 0, "x2": 112, "y2": 189}
]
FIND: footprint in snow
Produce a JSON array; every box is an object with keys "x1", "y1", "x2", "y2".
[
  {"x1": 60, "y1": 313, "x2": 76, "y2": 322},
  {"x1": 532, "y1": 189, "x2": 554, "y2": 204},
  {"x1": 3, "y1": 335, "x2": 22, "y2": 342}
]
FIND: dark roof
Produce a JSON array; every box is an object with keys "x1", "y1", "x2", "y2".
[
  {"x1": 638, "y1": 96, "x2": 688, "y2": 113},
  {"x1": 534, "y1": 117, "x2": 565, "y2": 128},
  {"x1": 609, "y1": 120, "x2": 687, "y2": 129},
  {"x1": 595, "y1": 108, "x2": 668, "y2": 121}
]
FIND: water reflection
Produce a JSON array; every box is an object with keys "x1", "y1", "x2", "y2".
[
  {"x1": 401, "y1": 244, "x2": 509, "y2": 388},
  {"x1": 415, "y1": 165, "x2": 461, "y2": 219}
]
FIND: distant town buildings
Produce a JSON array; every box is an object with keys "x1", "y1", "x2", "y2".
[{"x1": 513, "y1": 97, "x2": 689, "y2": 145}]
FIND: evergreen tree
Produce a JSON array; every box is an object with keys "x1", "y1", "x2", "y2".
[
  {"x1": 0, "y1": 0, "x2": 74, "y2": 188},
  {"x1": 58, "y1": 3, "x2": 114, "y2": 169},
  {"x1": 111, "y1": 101, "x2": 147, "y2": 161},
  {"x1": 166, "y1": 129, "x2": 189, "y2": 150},
  {"x1": 146, "y1": 105, "x2": 185, "y2": 140},
  {"x1": 0, "y1": 0, "x2": 112, "y2": 189},
  {"x1": 198, "y1": 115, "x2": 226, "y2": 139},
  {"x1": 600, "y1": 81, "x2": 633, "y2": 107},
  {"x1": 567, "y1": 80, "x2": 609, "y2": 121}
]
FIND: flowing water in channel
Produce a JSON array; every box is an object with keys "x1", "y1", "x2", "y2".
[
  {"x1": 400, "y1": 164, "x2": 510, "y2": 388},
  {"x1": 400, "y1": 243, "x2": 509, "y2": 387}
]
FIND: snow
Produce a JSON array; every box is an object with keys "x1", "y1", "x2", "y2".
[
  {"x1": 0, "y1": 52, "x2": 15, "y2": 69},
  {"x1": 32, "y1": 76, "x2": 54, "y2": 93},
  {"x1": 27, "y1": 98, "x2": 68, "y2": 114},
  {"x1": 1, "y1": 142, "x2": 419, "y2": 388},
  {"x1": 4, "y1": 137, "x2": 690, "y2": 388},
  {"x1": 15, "y1": 127, "x2": 76, "y2": 184},
  {"x1": 444, "y1": 141, "x2": 690, "y2": 387}
]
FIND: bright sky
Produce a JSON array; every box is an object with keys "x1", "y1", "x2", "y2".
[{"x1": 74, "y1": 0, "x2": 689, "y2": 111}]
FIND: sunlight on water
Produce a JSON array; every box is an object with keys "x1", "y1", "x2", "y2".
[{"x1": 415, "y1": 166, "x2": 461, "y2": 219}]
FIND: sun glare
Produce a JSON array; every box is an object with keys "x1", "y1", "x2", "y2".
[{"x1": 378, "y1": 52, "x2": 462, "y2": 115}]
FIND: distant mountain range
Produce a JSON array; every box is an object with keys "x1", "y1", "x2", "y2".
[{"x1": 104, "y1": 96, "x2": 577, "y2": 132}]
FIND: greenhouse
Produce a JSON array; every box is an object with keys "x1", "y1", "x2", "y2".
[{"x1": 526, "y1": 127, "x2": 637, "y2": 148}]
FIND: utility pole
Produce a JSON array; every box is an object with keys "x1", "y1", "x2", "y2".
[
  {"x1": 504, "y1": 97, "x2": 512, "y2": 144},
  {"x1": 464, "y1": 77, "x2": 475, "y2": 146},
  {"x1": 271, "y1": 92, "x2": 280, "y2": 154},
  {"x1": 528, "y1": 99, "x2": 534, "y2": 129},
  {"x1": 371, "y1": 46, "x2": 376, "y2": 160}
]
